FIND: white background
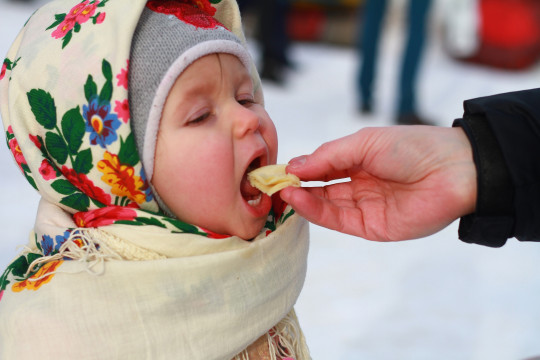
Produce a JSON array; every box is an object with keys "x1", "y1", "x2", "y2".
[{"x1": 1, "y1": 0, "x2": 540, "y2": 358}]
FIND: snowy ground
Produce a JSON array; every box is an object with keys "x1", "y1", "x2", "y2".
[{"x1": 2, "y1": 1, "x2": 540, "y2": 359}]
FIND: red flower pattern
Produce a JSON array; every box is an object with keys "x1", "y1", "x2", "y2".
[
  {"x1": 48, "y1": 0, "x2": 107, "y2": 46},
  {"x1": 146, "y1": 0, "x2": 223, "y2": 29},
  {"x1": 0, "y1": 62, "x2": 7, "y2": 81},
  {"x1": 116, "y1": 60, "x2": 129, "y2": 89},
  {"x1": 95, "y1": 12, "x2": 106, "y2": 24},
  {"x1": 8, "y1": 136, "x2": 26, "y2": 171},
  {"x1": 61, "y1": 166, "x2": 112, "y2": 205},
  {"x1": 39, "y1": 160, "x2": 57, "y2": 180},
  {"x1": 199, "y1": 227, "x2": 230, "y2": 239},
  {"x1": 67, "y1": 1, "x2": 91, "y2": 22},
  {"x1": 51, "y1": 17, "x2": 77, "y2": 39},
  {"x1": 74, "y1": 206, "x2": 137, "y2": 228},
  {"x1": 114, "y1": 99, "x2": 129, "y2": 123},
  {"x1": 72, "y1": 1, "x2": 98, "y2": 23},
  {"x1": 29, "y1": 134, "x2": 41, "y2": 149}
]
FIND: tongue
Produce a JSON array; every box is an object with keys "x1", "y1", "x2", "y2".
[{"x1": 241, "y1": 173, "x2": 260, "y2": 198}]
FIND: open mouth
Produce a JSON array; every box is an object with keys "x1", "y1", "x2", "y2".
[{"x1": 241, "y1": 157, "x2": 263, "y2": 207}]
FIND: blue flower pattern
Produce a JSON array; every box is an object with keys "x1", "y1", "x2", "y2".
[
  {"x1": 40, "y1": 231, "x2": 71, "y2": 256},
  {"x1": 83, "y1": 97, "x2": 121, "y2": 148}
]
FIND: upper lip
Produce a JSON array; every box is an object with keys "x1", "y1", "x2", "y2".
[{"x1": 245, "y1": 146, "x2": 268, "y2": 174}]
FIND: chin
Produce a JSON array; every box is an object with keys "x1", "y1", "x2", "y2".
[{"x1": 237, "y1": 222, "x2": 266, "y2": 240}]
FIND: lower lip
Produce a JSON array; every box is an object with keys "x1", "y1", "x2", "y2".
[{"x1": 244, "y1": 193, "x2": 272, "y2": 217}]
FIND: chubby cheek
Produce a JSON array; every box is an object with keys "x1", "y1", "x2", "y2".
[
  {"x1": 174, "y1": 149, "x2": 232, "y2": 197},
  {"x1": 262, "y1": 118, "x2": 279, "y2": 164},
  {"x1": 163, "y1": 143, "x2": 237, "y2": 217}
]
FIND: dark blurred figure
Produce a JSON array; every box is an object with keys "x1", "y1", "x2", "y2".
[
  {"x1": 357, "y1": 0, "x2": 432, "y2": 125},
  {"x1": 254, "y1": 0, "x2": 293, "y2": 84},
  {"x1": 236, "y1": 0, "x2": 251, "y2": 11}
]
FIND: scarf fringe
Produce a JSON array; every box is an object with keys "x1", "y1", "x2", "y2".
[
  {"x1": 233, "y1": 309, "x2": 311, "y2": 360},
  {"x1": 24, "y1": 227, "x2": 169, "y2": 282},
  {"x1": 24, "y1": 228, "x2": 124, "y2": 280}
]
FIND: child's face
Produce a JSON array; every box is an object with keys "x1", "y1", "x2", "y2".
[{"x1": 152, "y1": 53, "x2": 278, "y2": 239}]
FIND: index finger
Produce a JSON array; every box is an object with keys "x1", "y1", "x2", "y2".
[{"x1": 286, "y1": 131, "x2": 365, "y2": 182}]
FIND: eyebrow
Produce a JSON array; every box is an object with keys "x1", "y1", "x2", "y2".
[
  {"x1": 183, "y1": 70, "x2": 253, "y2": 97},
  {"x1": 178, "y1": 79, "x2": 213, "y2": 98},
  {"x1": 171, "y1": 62, "x2": 254, "y2": 106}
]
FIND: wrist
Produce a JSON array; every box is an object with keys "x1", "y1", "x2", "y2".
[{"x1": 450, "y1": 127, "x2": 477, "y2": 216}]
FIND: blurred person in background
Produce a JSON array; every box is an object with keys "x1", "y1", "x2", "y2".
[
  {"x1": 357, "y1": 0, "x2": 433, "y2": 125},
  {"x1": 238, "y1": 0, "x2": 293, "y2": 84},
  {"x1": 256, "y1": 0, "x2": 293, "y2": 84}
]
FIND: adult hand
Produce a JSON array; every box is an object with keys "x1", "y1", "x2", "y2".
[{"x1": 280, "y1": 126, "x2": 477, "y2": 241}]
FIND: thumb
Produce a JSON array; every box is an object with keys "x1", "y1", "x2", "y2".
[{"x1": 279, "y1": 186, "x2": 329, "y2": 226}]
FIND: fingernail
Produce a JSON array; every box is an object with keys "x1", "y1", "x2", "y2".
[{"x1": 288, "y1": 155, "x2": 307, "y2": 168}]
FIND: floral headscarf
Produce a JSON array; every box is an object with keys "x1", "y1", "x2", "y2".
[
  {"x1": 0, "y1": 0, "x2": 285, "y2": 291},
  {"x1": 0, "y1": 1, "x2": 309, "y2": 359}
]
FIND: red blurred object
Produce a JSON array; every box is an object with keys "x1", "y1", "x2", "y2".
[
  {"x1": 287, "y1": 6, "x2": 326, "y2": 42},
  {"x1": 465, "y1": 0, "x2": 540, "y2": 69}
]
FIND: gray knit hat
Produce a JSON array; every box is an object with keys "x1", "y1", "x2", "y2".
[{"x1": 129, "y1": 1, "x2": 253, "y2": 182}]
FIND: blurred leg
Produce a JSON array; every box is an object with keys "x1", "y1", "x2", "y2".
[
  {"x1": 257, "y1": 0, "x2": 291, "y2": 83},
  {"x1": 357, "y1": 0, "x2": 388, "y2": 113},
  {"x1": 397, "y1": 0, "x2": 432, "y2": 117}
]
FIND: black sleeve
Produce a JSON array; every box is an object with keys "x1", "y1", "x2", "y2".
[{"x1": 452, "y1": 87, "x2": 540, "y2": 247}]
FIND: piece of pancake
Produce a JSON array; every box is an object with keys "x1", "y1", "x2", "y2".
[{"x1": 248, "y1": 164, "x2": 301, "y2": 196}]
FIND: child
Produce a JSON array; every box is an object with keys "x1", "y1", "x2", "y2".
[{"x1": 0, "y1": 0, "x2": 310, "y2": 359}]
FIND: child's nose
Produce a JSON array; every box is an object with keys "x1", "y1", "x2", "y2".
[{"x1": 232, "y1": 105, "x2": 260, "y2": 138}]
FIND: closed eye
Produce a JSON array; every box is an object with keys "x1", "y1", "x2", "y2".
[
  {"x1": 187, "y1": 112, "x2": 211, "y2": 126},
  {"x1": 238, "y1": 96, "x2": 255, "y2": 107}
]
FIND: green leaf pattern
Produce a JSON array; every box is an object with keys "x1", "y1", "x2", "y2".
[{"x1": 20, "y1": 59, "x2": 145, "y2": 212}]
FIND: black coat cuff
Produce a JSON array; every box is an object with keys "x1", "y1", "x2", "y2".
[{"x1": 453, "y1": 116, "x2": 514, "y2": 247}]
